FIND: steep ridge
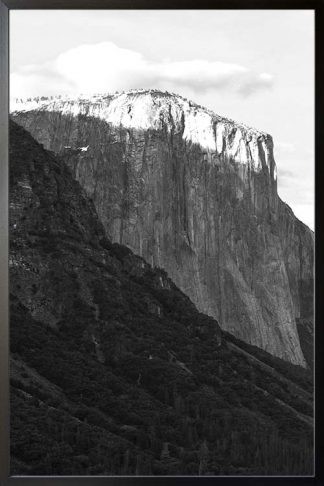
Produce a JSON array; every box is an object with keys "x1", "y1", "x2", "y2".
[
  {"x1": 11, "y1": 90, "x2": 314, "y2": 367},
  {"x1": 9, "y1": 121, "x2": 313, "y2": 475}
]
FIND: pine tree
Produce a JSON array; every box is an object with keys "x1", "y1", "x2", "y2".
[
  {"x1": 160, "y1": 442, "x2": 170, "y2": 461},
  {"x1": 122, "y1": 449, "x2": 130, "y2": 474},
  {"x1": 198, "y1": 440, "x2": 209, "y2": 475}
]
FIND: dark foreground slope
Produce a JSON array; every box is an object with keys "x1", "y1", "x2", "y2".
[{"x1": 10, "y1": 121, "x2": 313, "y2": 476}]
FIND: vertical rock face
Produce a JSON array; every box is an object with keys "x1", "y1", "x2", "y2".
[{"x1": 11, "y1": 89, "x2": 314, "y2": 366}]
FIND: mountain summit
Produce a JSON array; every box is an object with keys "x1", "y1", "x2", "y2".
[
  {"x1": 11, "y1": 89, "x2": 314, "y2": 367},
  {"x1": 12, "y1": 89, "x2": 275, "y2": 174}
]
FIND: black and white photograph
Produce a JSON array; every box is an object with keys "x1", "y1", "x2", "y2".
[{"x1": 7, "y1": 8, "x2": 314, "y2": 476}]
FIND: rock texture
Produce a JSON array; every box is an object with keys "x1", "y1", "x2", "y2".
[{"x1": 11, "y1": 90, "x2": 314, "y2": 366}]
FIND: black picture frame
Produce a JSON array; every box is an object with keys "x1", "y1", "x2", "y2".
[{"x1": 0, "y1": 2, "x2": 323, "y2": 485}]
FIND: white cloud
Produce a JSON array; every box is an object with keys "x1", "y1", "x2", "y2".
[
  {"x1": 290, "y1": 203, "x2": 314, "y2": 231},
  {"x1": 10, "y1": 41, "x2": 274, "y2": 100},
  {"x1": 275, "y1": 141, "x2": 296, "y2": 154},
  {"x1": 277, "y1": 174, "x2": 314, "y2": 230}
]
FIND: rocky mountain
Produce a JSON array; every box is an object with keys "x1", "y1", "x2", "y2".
[
  {"x1": 9, "y1": 120, "x2": 313, "y2": 475},
  {"x1": 11, "y1": 89, "x2": 314, "y2": 367}
]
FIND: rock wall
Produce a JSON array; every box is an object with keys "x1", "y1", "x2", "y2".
[{"x1": 11, "y1": 90, "x2": 314, "y2": 366}]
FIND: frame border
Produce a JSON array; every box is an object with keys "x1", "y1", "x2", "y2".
[{"x1": 1, "y1": 2, "x2": 323, "y2": 485}]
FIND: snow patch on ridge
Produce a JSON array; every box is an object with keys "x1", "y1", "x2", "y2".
[{"x1": 11, "y1": 89, "x2": 276, "y2": 176}]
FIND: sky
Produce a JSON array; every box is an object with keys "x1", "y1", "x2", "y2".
[{"x1": 10, "y1": 10, "x2": 314, "y2": 229}]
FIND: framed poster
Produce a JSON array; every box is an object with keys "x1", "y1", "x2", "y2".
[{"x1": 0, "y1": 1, "x2": 322, "y2": 484}]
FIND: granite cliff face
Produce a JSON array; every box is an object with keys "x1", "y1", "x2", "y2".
[{"x1": 11, "y1": 90, "x2": 314, "y2": 366}]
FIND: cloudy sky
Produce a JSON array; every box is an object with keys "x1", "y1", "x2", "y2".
[{"x1": 10, "y1": 10, "x2": 314, "y2": 229}]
